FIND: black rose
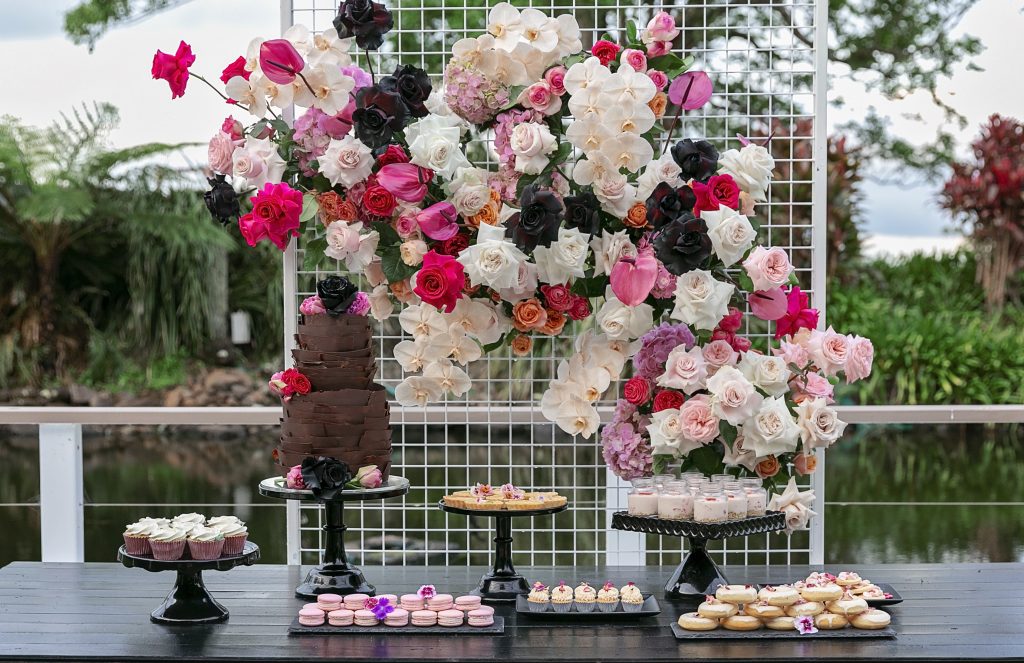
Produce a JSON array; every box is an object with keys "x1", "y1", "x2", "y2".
[
  {"x1": 316, "y1": 276, "x2": 359, "y2": 316},
  {"x1": 563, "y1": 190, "x2": 601, "y2": 237},
  {"x1": 671, "y1": 139, "x2": 719, "y2": 183},
  {"x1": 379, "y1": 65, "x2": 432, "y2": 118},
  {"x1": 203, "y1": 174, "x2": 239, "y2": 226},
  {"x1": 506, "y1": 185, "x2": 563, "y2": 252},
  {"x1": 352, "y1": 85, "x2": 409, "y2": 148},
  {"x1": 645, "y1": 182, "x2": 696, "y2": 229},
  {"x1": 654, "y1": 213, "x2": 712, "y2": 275},
  {"x1": 300, "y1": 456, "x2": 353, "y2": 500},
  {"x1": 333, "y1": 0, "x2": 394, "y2": 51}
]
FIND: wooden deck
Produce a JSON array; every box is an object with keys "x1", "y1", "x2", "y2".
[{"x1": 1, "y1": 562, "x2": 1021, "y2": 661}]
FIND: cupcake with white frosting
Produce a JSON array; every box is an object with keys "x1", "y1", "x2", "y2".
[
  {"x1": 187, "y1": 526, "x2": 226, "y2": 560},
  {"x1": 210, "y1": 520, "x2": 248, "y2": 555},
  {"x1": 149, "y1": 526, "x2": 187, "y2": 561},
  {"x1": 123, "y1": 520, "x2": 159, "y2": 556}
]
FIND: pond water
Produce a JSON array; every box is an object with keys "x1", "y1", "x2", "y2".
[{"x1": 2, "y1": 423, "x2": 1021, "y2": 566}]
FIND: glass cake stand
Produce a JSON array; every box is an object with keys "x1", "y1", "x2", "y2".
[
  {"x1": 258, "y1": 475, "x2": 409, "y2": 599},
  {"x1": 611, "y1": 511, "x2": 786, "y2": 602},
  {"x1": 117, "y1": 541, "x2": 260, "y2": 624},
  {"x1": 438, "y1": 499, "x2": 569, "y2": 602}
]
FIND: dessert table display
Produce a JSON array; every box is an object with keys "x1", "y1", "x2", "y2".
[{"x1": 258, "y1": 475, "x2": 410, "y2": 599}]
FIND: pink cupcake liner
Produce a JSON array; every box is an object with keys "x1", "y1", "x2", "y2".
[
  {"x1": 123, "y1": 535, "x2": 151, "y2": 556},
  {"x1": 221, "y1": 533, "x2": 248, "y2": 556},
  {"x1": 188, "y1": 538, "x2": 226, "y2": 560},
  {"x1": 149, "y1": 539, "x2": 185, "y2": 561}
]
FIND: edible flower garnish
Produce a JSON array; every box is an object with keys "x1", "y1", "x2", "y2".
[
  {"x1": 795, "y1": 615, "x2": 818, "y2": 634},
  {"x1": 417, "y1": 584, "x2": 436, "y2": 599}
]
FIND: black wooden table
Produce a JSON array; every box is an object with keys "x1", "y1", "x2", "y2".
[{"x1": 1, "y1": 562, "x2": 1021, "y2": 661}]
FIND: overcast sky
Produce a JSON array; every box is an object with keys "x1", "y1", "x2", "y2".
[{"x1": 2, "y1": 0, "x2": 1020, "y2": 256}]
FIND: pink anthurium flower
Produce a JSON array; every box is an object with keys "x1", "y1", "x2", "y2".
[
  {"x1": 259, "y1": 39, "x2": 306, "y2": 85},
  {"x1": 748, "y1": 287, "x2": 788, "y2": 321},
  {"x1": 376, "y1": 163, "x2": 433, "y2": 202},
  {"x1": 416, "y1": 202, "x2": 459, "y2": 241},
  {"x1": 668, "y1": 70, "x2": 713, "y2": 110},
  {"x1": 610, "y1": 245, "x2": 659, "y2": 306}
]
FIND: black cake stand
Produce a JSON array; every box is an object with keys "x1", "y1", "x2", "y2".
[
  {"x1": 611, "y1": 511, "x2": 786, "y2": 602},
  {"x1": 438, "y1": 499, "x2": 569, "y2": 602},
  {"x1": 259, "y1": 475, "x2": 409, "y2": 599},
  {"x1": 117, "y1": 541, "x2": 260, "y2": 624}
]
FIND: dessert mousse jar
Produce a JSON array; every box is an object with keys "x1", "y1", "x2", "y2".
[
  {"x1": 722, "y1": 481, "x2": 749, "y2": 520},
  {"x1": 693, "y1": 489, "x2": 729, "y2": 523},
  {"x1": 627, "y1": 478, "x2": 659, "y2": 516},
  {"x1": 740, "y1": 478, "x2": 768, "y2": 516},
  {"x1": 657, "y1": 480, "x2": 694, "y2": 520},
  {"x1": 652, "y1": 473, "x2": 677, "y2": 490}
]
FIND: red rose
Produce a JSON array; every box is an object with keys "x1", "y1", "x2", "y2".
[
  {"x1": 151, "y1": 40, "x2": 195, "y2": 99},
  {"x1": 717, "y1": 307, "x2": 743, "y2": 333},
  {"x1": 540, "y1": 283, "x2": 573, "y2": 312},
  {"x1": 652, "y1": 389, "x2": 685, "y2": 412},
  {"x1": 219, "y1": 55, "x2": 250, "y2": 84},
  {"x1": 623, "y1": 377, "x2": 652, "y2": 405},
  {"x1": 362, "y1": 184, "x2": 397, "y2": 217},
  {"x1": 376, "y1": 144, "x2": 410, "y2": 167},
  {"x1": 438, "y1": 232, "x2": 471, "y2": 256},
  {"x1": 591, "y1": 39, "x2": 622, "y2": 66},
  {"x1": 281, "y1": 368, "x2": 311, "y2": 395},
  {"x1": 708, "y1": 174, "x2": 740, "y2": 209},
  {"x1": 567, "y1": 295, "x2": 591, "y2": 321},
  {"x1": 413, "y1": 250, "x2": 466, "y2": 313},
  {"x1": 238, "y1": 182, "x2": 303, "y2": 251}
]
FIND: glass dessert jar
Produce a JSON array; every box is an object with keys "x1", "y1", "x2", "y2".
[
  {"x1": 722, "y1": 481, "x2": 748, "y2": 520},
  {"x1": 626, "y1": 478, "x2": 659, "y2": 516},
  {"x1": 652, "y1": 473, "x2": 676, "y2": 490},
  {"x1": 657, "y1": 480, "x2": 694, "y2": 520},
  {"x1": 693, "y1": 489, "x2": 728, "y2": 523},
  {"x1": 744, "y1": 484, "x2": 767, "y2": 516}
]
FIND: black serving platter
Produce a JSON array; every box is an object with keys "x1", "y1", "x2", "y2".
[
  {"x1": 515, "y1": 594, "x2": 661, "y2": 618},
  {"x1": 671, "y1": 622, "x2": 896, "y2": 640},
  {"x1": 288, "y1": 616, "x2": 504, "y2": 635}
]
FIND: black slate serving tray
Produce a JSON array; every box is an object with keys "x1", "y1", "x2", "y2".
[
  {"x1": 288, "y1": 616, "x2": 504, "y2": 635},
  {"x1": 671, "y1": 622, "x2": 896, "y2": 640},
  {"x1": 515, "y1": 594, "x2": 661, "y2": 618}
]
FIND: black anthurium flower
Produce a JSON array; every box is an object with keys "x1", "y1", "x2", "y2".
[
  {"x1": 562, "y1": 190, "x2": 602, "y2": 237},
  {"x1": 654, "y1": 212, "x2": 712, "y2": 275},
  {"x1": 300, "y1": 456, "x2": 353, "y2": 500},
  {"x1": 646, "y1": 182, "x2": 696, "y2": 229},
  {"x1": 333, "y1": 0, "x2": 394, "y2": 51},
  {"x1": 317, "y1": 276, "x2": 358, "y2": 316},
  {"x1": 506, "y1": 184, "x2": 563, "y2": 252},
  {"x1": 352, "y1": 85, "x2": 409, "y2": 148},
  {"x1": 671, "y1": 139, "x2": 720, "y2": 183},
  {"x1": 379, "y1": 65, "x2": 432, "y2": 118},
  {"x1": 203, "y1": 174, "x2": 240, "y2": 226}
]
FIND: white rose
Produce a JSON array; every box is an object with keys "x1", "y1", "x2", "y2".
[
  {"x1": 533, "y1": 227, "x2": 590, "y2": 284},
  {"x1": 742, "y1": 396, "x2": 800, "y2": 458},
  {"x1": 592, "y1": 172, "x2": 638, "y2": 217},
  {"x1": 703, "y1": 204, "x2": 756, "y2": 267},
  {"x1": 646, "y1": 408, "x2": 684, "y2": 455},
  {"x1": 497, "y1": 261, "x2": 539, "y2": 303},
  {"x1": 509, "y1": 122, "x2": 557, "y2": 175},
  {"x1": 706, "y1": 365, "x2": 764, "y2": 425},
  {"x1": 407, "y1": 117, "x2": 469, "y2": 180},
  {"x1": 231, "y1": 136, "x2": 285, "y2": 189},
  {"x1": 456, "y1": 223, "x2": 528, "y2": 290},
  {"x1": 447, "y1": 167, "x2": 492, "y2": 217},
  {"x1": 368, "y1": 285, "x2": 393, "y2": 322},
  {"x1": 670, "y1": 269, "x2": 735, "y2": 331},
  {"x1": 324, "y1": 220, "x2": 379, "y2": 272},
  {"x1": 718, "y1": 144, "x2": 775, "y2": 202},
  {"x1": 590, "y1": 230, "x2": 637, "y2": 276},
  {"x1": 400, "y1": 239, "x2": 429, "y2": 266},
  {"x1": 636, "y1": 153, "x2": 683, "y2": 200},
  {"x1": 738, "y1": 352, "x2": 792, "y2": 397},
  {"x1": 595, "y1": 289, "x2": 653, "y2": 341},
  {"x1": 794, "y1": 397, "x2": 847, "y2": 449},
  {"x1": 657, "y1": 345, "x2": 707, "y2": 394},
  {"x1": 320, "y1": 135, "x2": 373, "y2": 188}
]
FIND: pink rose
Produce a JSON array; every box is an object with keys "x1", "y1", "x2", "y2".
[
  {"x1": 621, "y1": 48, "x2": 648, "y2": 72},
  {"x1": 658, "y1": 345, "x2": 707, "y2": 394},
  {"x1": 413, "y1": 250, "x2": 466, "y2": 313},
  {"x1": 299, "y1": 295, "x2": 326, "y2": 316},
  {"x1": 544, "y1": 66, "x2": 567, "y2": 96},
  {"x1": 844, "y1": 335, "x2": 873, "y2": 383},
  {"x1": 650, "y1": 263, "x2": 676, "y2": 298},
  {"x1": 809, "y1": 327, "x2": 849, "y2": 376},
  {"x1": 743, "y1": 246, "x2": 794, "y2": 291},
  {"x1": 647, "y1": 69, "x2": 669, "y2": 90},
  {"x1": 221, "y1": 116, "x2": 243, "y2": 141},
  {"x1": 151, "y1": 40, "x2": 195, "y2": 99},
  {"x1": 792, "y1": 371, "x2": 834, "y2": 404},
  {"x1": 393, "y1": 212, "x2": 420, "y2": 239},
  {"x1": 207, "y1": 131, "x2": 238, "y2": 174},
  {"x1": 702, "y1": 339, "x2": 738, "y2": 371},
  {"x1": 717, "y1": 306, "x2": 743, "y2": 333},
  {"x1": 238, "y1": 182, "x2": 302, "y2": 251},
  {"x1": 643, "y1": 11, "x2": 679, "y2": 43},
  {"x1": 520, "y1": 81, "x2": 561, "y2": 115},
  {"x1": 646, "y1": 41, "x2": 672, "y2": 57},
  {"x1": 354, "y1": 465, "x2": 383, "y2": 489},
  {"x1": 679, "y1": 395, "x2": 719, "y2": 444},
  {"x1": 773, "y1": 339, "x2": 809, "y2": 369},
  {"x1": 285, "y1": 465, "x2": 306, "y2": 489},
  {"x1": 540, "y1": 283, "x2": 573, "y2": 312}
]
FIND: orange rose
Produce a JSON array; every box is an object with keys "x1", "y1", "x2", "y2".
[
  {"x1": 793, "y1": 453, "x2": 817, "y2": 476},
  {"x1": 540, "y1": 309, "x2": 566, "y2": 336},
  {"x1": 624, "y1": 201, "x2": 649, "y2": 229},
  {"x1": 466, "y1": 202, "x2": 499, "y2": 229},
  {"x1": 510, "y1": 334, "x2": 533, "y2": 356},
  {"x1": 648, "y1": 91, "x2": 668, "y2": 119},
  {"x1": 317, "y1": 191, "x2": 357, "y2": 227},
  {"x1": 389, "y1": 279, "x2": 415, "y2": 304},
  {"x1": 512, "y1": 298, "x2": 547, "y2": 332},
  {"x1": 489, "y1": 188, "x2": 502, "y2": 205},
  {"x1": 755, "y1": 455, "x2": 781, "y2": 479}
]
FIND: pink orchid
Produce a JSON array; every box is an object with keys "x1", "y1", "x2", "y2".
[
  {"x1": 795, "y1": 615, "x2": 818, "y2": 634},
  {"x1": 668, "y1": 71, "x2": 713, "y2": 110},
  {"x1": 748, "y1": 288, "x2": 788, "y2": 321}
]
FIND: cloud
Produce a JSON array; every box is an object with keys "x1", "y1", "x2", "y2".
[{"x1": 0, "y1": 1, "x2": 78, "y2": 39}]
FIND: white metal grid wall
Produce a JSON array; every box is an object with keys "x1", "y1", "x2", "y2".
[{"x1": 282, "y1": 0, "x2": 826, "y2": 567}]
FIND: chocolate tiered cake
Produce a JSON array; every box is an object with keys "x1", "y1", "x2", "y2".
[{"x1": 273, "y1": 278, "x2": 392, "y2": 479}]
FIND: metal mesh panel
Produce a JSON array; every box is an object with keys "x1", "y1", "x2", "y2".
[{"x1": 285, "y1": 0, "x2": 822, "y2": 567}]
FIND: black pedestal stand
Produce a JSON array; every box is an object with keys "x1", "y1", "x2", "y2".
[
  {"x1": 117, "y1": 542, "x2": 260, "y2": 624},
  {"x1": 611, "y1": 511, "x2": 786, "y2": 602},
  {"x1": 259, "y1": 476, "x2": 410, "y2": 600},
  {"x1": 439, "y1": 500, "x2": 568, "y2": 602}
]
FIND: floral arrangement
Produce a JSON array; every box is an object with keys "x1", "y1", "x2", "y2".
[{"x1": 284, "y1": 456, "x2": 383, "y2": 496}]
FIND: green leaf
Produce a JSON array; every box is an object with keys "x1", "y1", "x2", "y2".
[
  {"x1": 688, "y1": 444, "x2": 725, "y2": 476},
  {"x1": 625, "y1": 21, "x2": 638, "y2": 46},
  {"x1": 381, "y1": 247, "x2": 417, "y2": 283},
  {"x1": 570, "y1": 274, "x2": 608, "y2": 298},
  {"x1": 502, "y1": 86, "x2": 526, "y2": 111},
  {"x1": 719, "y1": 422, "x2": 738, "y2": 446},
  {"x1": 482, "y1": 334, "x2": 508, "y2": 353},
  {"x1": 372, "y1": 220, "x2": 402, "y2": 247},
  {"x1": 303, "y1": 236, "x2": 328, "y2": 271},
  {"x1": 300, "y1": 194, "x2": 319, "y2": 224},
  {"x1": 515, "y1": 173, "x2": 538, "y2": 198},
  {"x1": 648, "y1": 53, "x2": 693, "y2": 77},
  {"x1": 542, "y1": 142, "x2": 573, "y2": 174},
  {"x1": 736, "y1": 273, "x2": 755, "y2": 293},
  {"x1": 652, "y1": 454, "x2": 673, "y2": 476}
]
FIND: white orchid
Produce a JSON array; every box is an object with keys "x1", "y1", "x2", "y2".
[
  {"x1": 563, "y1": 56, "x2": 610, "y2": 95},
  {"x1": 305, "y1": 64, "x2": 355, "y2": 115},
  {"x1": 398, "y1": 304, "x2": 448, "y2": 340},
  {"x1": 540, "y1": 382, "x2": 600, "y2": 438},
  {"x1": 598, "y1": 133, "x2": 654, "y2": 173},
  {"x1": 423, "y1": 359, "x2": 472, "y2": 396},
  {"x1": 486, "y1": 2, "x2": 523, "y2": 49},
  {"x1": 427, "y1": 329, "x2": 483, "y2": 366},
  {"x1": 225, "y1": 75, "x2": 269, "y2": 118},
  {"x1": 394, "y1": 338, "x2": 446, "y2": 373},
  {"x1": 600, "y1": 67, "x2": 657, "y2": 105},
  {"x1": 395, "y1": 376, "x2": 444, "y2": 407},
  {"x1": 308, "y1": 27, "x2": 352, "y2": 67}
]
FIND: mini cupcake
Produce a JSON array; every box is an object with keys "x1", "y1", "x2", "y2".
[
  {"x1": 550, "y1": 581, "x2": 573, "y2": 613},
  {"x1": 206, "y1": 515, "x2": 242, "y2": 529},
  {"x1": 211, "y1": 520, "x2": 248, "y2": 555},
  {"x1": 527, "y1": 582, "x2": 550, "y2": 613},
  {"x1": 574, "y1": 582, "x2": 597, "y2": 612},
  {"x1": 620, "y1": 582, "x2": 644, "y2": 612},
  {"x1": 136, "y1": 517, "x2": 171, "y2": 528},
  {"x1": 123, "y1": 520, "x2": 158, "y2": 556},
  {"x1": 187, "y1": 526, "x2": 226, "y2": 560},
  {"x1": 149, "y1": 526, "x2": 187, "y2": 561},
  {"x1": 172, "y1": 513, "x2": 206, "y2": 528},
  {"x1": 596, "y1": 582, "x2": 620, "y2": 613}
]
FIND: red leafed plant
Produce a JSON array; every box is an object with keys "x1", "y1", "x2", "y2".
[{"x1": 940, "y1": 114, "x2": 1024, "y2": 309}]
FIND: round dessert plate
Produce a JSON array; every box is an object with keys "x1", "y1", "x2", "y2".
[
  {"x1": 438, "y1": 500, "x2": 568, "y2": 518},
  {"x1": 259, "y1": 475, "x2": 410, "y2": 502}
]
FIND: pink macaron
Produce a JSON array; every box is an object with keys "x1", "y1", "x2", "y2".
[
  {"x1": 377, "y1": 593, "x2": 398, "y2": 605},
  {"x1": 344, "y1": 593, "x2": 370, "y2": 611},
  {"x1": 411, "y1": 609, "x2": 437, "y2": 627},
  {"x1": 327, "y1": 609, "x2": 354, "y2": 626},
  {"x1": 427, "y1": 593, "x2": 454, "y2": 611},
  {"x1": 317, "y1": 593, "x2": 344, "y2": 612},
  {"x1": 353, "y1": 609, "x2": 378, "y2": 627},
  {"x1": 302, "y1": 602, "x2": 322, "y2": 611},
  {"x1": 298, "y1": 607, "x2": 325, "y2": 626},
  {"x1": 454, "y1": 595, "x2": 481, "y2": 612},
  {"x1": 384, "y1": 607, "x2": 409, "y2": 627},
  {"x1": 467, "y1": 607, "x2": 495, "y2": 627},
  {"x1": 437, "y1": 609, "x2": 464, "y2": 627},
  {"x1": 400, "y1": 594, "x2": 425, "y2": 611}
]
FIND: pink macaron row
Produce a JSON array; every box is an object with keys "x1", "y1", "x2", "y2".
[
  {"x1": 427, "y1": 593, "x2": 454, "y2": 611},
  {"x1": 454, "y1": 595, "x2": 481, "y2": 611}
]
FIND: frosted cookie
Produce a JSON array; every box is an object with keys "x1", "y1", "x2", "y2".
[
  {"x1": 721, "y1": 614, "x2": 762, "y2": 631},
  {"x1": 764, "y1": 615, "x2": 797, "y2": 631},
  {"x1": 743, "y1": 601, "x2": 784, "y2": 619},
  {"x1": 814, "y1": 612, "x2": 849, "y2": 630},
  {"x1": 835, "y1": 571, "x2": 863, "y2": 587},
  {"x1": 697, "y1": 597, "x2": 738, "y2": 619},
  {"x1": 851, "y1": 608, "x2": 891, "y2": 630},
  {"x1": 715, "y1": 584, "x2": 757, "y2": 605},
  {"x1": 827, "y1": 591, "x2": 868, "y2": 616},
  {"x1": 785, "y1": 599, "x2": 825, "y2": 617},
  {"x1": 757, "y1": 585, "x2": 800, "y2": 606},
  {"x1": 678, "y1": 612, "x2": 719, "y2": 631},
  {"x1": 800, "y1": 583, "x2": 843, "y2": 602}
]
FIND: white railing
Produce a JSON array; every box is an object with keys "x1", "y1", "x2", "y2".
[{"x1": 5, "y1": 404, "x2": 1024, "y2": 564}]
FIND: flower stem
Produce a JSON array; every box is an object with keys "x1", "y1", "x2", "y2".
[
  {"x1": 364, "y1": 50, "x2": 376, "y2": 83},
  {"x1": 190, "y1": 72, "x2": 232, "y2": 103}
]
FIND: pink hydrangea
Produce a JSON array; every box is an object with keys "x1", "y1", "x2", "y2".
[
  {"x1": 601, "y1": 421, "x2": 653, "y2": 480},
  {"x1": 444, "y1": 59, "x2": 510, "y2": 125},
  {"x1": 650, "y1": 262, "x2": 677, "y2": 299},
  {"x1": 493, "y1": 108, "x2": 541, "y2": 170},
  {"x1": 632, "y1": 322, "x2": 696, "y2": 379}
]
